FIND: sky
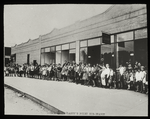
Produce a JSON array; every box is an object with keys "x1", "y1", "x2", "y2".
[{"x1": 4, "y1": 4, "x2": 112, "y2": 47}]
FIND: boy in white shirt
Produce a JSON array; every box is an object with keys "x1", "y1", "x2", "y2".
[
  {"x1": 104, "y1": 64, "x2": 113, "y2": 88},
  {"x1": 140, "y1": 66, "x2": 146, "y2": 93},
  {"x1": 135, "y1": 68, "x2": 142, "y2": 92}
]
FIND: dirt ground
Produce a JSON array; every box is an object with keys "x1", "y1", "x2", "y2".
[{"x1": 4, "y1": 87, "x2": 54, "y2": 115}]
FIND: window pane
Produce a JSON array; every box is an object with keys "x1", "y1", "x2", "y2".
[
  {"x1": 51, "y1": 46, "x2": 55, "y2": 52},
  {"x1": 80, "y1": 47, "x2": 87, "y2": 64},
  {"x1": 56, "y1": 45, "x2": 61, "y2": 51},
  {"x1": 44, "y1": 52, "x2": 51, "y2": 64},
  {"x1": 56, "y1": 51, "x2": 61, "y2": 64},
  {"x1": 134, "y1": 39, "x2": 147, "y2": 67},
  {"x1": 80, "y1": 40, "x2": 87, "y2": 47},
  {"x1": 88, "y1": 38, "x2": 100, "y2": 46},
  {"x1": 70, "y1": 42, "x2": 76, "y2": 49},
  {"x1": 69, "y1": 49, "x2": 75, "y2": 63},
  {"x1": 101, "y1": 44, "x2": 114, "y2": 69},
  {"x1": 111, "y1": 35, "x2": 114, "y2": 43},
  {"x1": 62, "y1": 44, "x2": 69, "y2": 50},
  {"x1": 117, "y1": 41, "x2": 134, "y2": 66},
  {"x1": 69, "y1": 49, "x2": 76, "y2": 54},
  {"x1": 117, "y1": 31, "x2": 133, "y2": 42},
  {"x1": 135, "y1": 28, "x2": 147, "y2": 40},
  {"x1": 41, "y1": 48, "x2": 45, "y2": 53},
  {"x1": 45, "y1": 47, "x2": 50, "y2": 52}
]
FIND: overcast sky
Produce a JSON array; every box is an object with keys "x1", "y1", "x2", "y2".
[{"x1": 4, "y1": 4, "x2": 112, "y2": 47}]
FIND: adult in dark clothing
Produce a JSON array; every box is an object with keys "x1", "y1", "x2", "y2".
[
  {"x1": 23, "y1": 64, "x2": 27, "y2": 77},
  {"x1": 76, "y1": 64, "x2": 83, "y2": 84},
  {"x1": 56, "y1": 64, "x2": 62, "y2": 81}
]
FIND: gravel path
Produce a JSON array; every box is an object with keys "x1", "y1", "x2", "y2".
[{"x1": 4, "y1": 87, "x2": 53, "y2": 115}]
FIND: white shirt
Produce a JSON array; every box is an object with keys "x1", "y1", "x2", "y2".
[
  {"x1": 140, "y1": 71, "x2": 146, "y2": 83},
  {"x1": 103, "y1": 68, "x2": 112, "y2": 78},
  {"x1": 101, "y1": 67, "x2": 106, "y2": 78},
  {"x1": 42, "y1": 67, "x2": 47, "y2": 75},
  {"x1": 87, "y1": 67, "x2": 92, "y2": 72},
  {"x1": 135, "y1": 71, "x2": 142, "y2": 82},
  {"x1": 129, "y1": 73, "x2": 134, "y2": 81},
  {"x1": 119, "y1": 67, "x2": 124, "y2": 75},
  {"x1": 76, "y1": 66, "x2": 79, "y2": 72},
  {"x1": 47, "y1": 67, "x2": 52, "y2": 72},
  {"x1": 31, "y1": 66, "x2": 34, "y2": 71}
]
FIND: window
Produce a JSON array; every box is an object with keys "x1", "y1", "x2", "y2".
[
  {"x1": 134, "y1": 39, "x2": 147, "y2": 66},
  {"x1": 45, "y1": 47, "x2": 50, "y2": 52},
  {"x1": 41, "y1": 48, "x2": 45, "y2": 53},
  {"x1": 50, "y1": 46, "x2": 56, "y2": 52},
  {"x1": 56, "y1": 45, "x2": 61, "y2": 51},
  {"x1": 117, "y1": 41, "x2": 134, "y2": 66},
  {"x1": 69, "y1": 49, "x2": 76, "y2": 62},
  {"x1": 56, "y1": 51, "x2": 62, "y2": 64},
  {"x1": 80, "y1": 47, "x2": 87, "y2": 63},
  {"x1": 117, "y1": 31, "x2": 133, "y2": 42},
  {"x1": 111, "y1": 35, "x2": 114, "y2": 43},
  {"x1": 88, "y1": 38, "x2": 100, "y2": 46},
  {"x1": 62, "y1": 44, "x2": 69, "y2": 50},
  {"x1": 70, "y1": 42, "x2": 76, "y2": 49},
  {"x1": 80, "y1": 40, "x2": 87, "y2": 47},
  {"x1": 101, "y1": 44, "x2": 115, "y2": 68},
  {"x1": 69, "y1": 49, "x2": 76, "y2": 54},
  {"x1": 135, "y1": 28, "x2": 147, "y2": 40}
]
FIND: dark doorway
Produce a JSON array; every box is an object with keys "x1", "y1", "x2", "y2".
[
  {"x1": 69, "y1": 54, "x2": 75, "y2": 63},
  {"x1": 62, "y1": 50, "x2": 69, "y2": 64},
  {"x1": 27, "y1": 54, "x2": 30, "y2": 65},
  {"x1": 134, "y1": 39, "x2": 147, "y2": 66},
  {"x1": 88, "y1": 45, "x2": 100, "y2": 66}
]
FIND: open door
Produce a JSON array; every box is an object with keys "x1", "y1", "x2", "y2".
[{"x1": 88, "y1": 45, "x2": 100, "y2": 66}]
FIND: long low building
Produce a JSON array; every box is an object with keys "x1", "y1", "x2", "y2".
[{"x1": 11, "y1": 4, "x2": 147, "y2": 69}]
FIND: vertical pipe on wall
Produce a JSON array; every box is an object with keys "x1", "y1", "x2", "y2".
[
  {"x1": 114, "y1": 34, "x2": 118, "y2": 70},
  {"x1": 75, "y1": 40, "x2": 79, "y2": 64},
  {"x1": 39, "y1": 35, "x2": 42, "y2": 65}
]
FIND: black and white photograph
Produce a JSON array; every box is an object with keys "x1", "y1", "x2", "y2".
[{"x1": 4, "y1": 4, "x2": 148, "y2": 116}]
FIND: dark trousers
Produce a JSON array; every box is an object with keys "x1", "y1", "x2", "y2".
[
  {"x1": 30, "y1": 71, "x2": 34, "y2": 78},
  {"x1": 141, "y1": 82, "x2": 147, "y2": 93},
  {"x1": 19, "y1": 71, "x2": 23, "y2": 77},
  {"x1": 117, "y1": 74, "x2": 124, "y2": 89},
  {"x1": 105, "y1": 75, "x2": 110, "y2": 88},
  {"x1": 136, "y1": 81, "x2": 142, "y2": 92},
  {"x1": 120, "y1": 75, "x2": 124, "y2": 89},
  {"x1": 76, "y1": 73, "x2": 82, "y2": 84},
  {"x1": 61, "y1": 74, "x2": 67, "y2": 81},
  {"x1": 24, "y1": 71, "x2": 26, "y2": 77}
]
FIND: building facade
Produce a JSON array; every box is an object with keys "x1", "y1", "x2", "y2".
[{"x1": 11, "y1": 4, "x2": 147, "y2": 69}]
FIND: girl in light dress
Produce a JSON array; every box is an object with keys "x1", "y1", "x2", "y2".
[
  {"x1": 42, "y1": 65, "x2": 47, "y2": 80},
  {"x1": 82, "y1": 64, "x2": 88, "y2": 85}
]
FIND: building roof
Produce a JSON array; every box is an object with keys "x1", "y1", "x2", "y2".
[
  {"x1": 12, "y1": 4, "x2": 146, "y2": 48},
  {"x1": 40, "y1": 4, "x2": 146, "y2": 41}
]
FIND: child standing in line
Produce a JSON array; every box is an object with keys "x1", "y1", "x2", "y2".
[
  {"x1": 135, "y1": 68, "x2": 142, "y2": 92},
  {"x1": 145, "y1": 71, "x2": 148, "y2": 94},
  {"x1": 140, "y1": 66, "x2": 147, "y2": 93},
  {"x1": 127, "y1": 69, "x2": 134, "y2": 90},
  {"x1": 42, "y1": 65, "x2": 47, "y2": 80}
]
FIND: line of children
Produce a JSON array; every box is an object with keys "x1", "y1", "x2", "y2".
[{"x1": 4, "y1": 61, "x2": 148, "y2": 94}]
